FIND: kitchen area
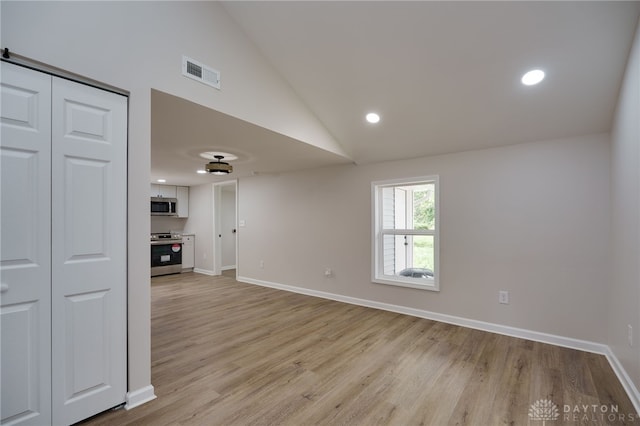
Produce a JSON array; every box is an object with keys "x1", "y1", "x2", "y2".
[{"x1": 150, "y1": 183, "x2": 195, "y2": 277}]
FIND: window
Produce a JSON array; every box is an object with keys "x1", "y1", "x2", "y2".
[{"x1": 372, "y1": 176, "x2": 439, "y2": 291}]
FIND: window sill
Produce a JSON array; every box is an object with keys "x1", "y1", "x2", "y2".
[{"x1": 372, "y1": 277, "x2": 439, "y2": 292}]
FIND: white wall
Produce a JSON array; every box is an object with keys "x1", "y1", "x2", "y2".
[
  {"x1": 183, "y1": 184, "x2": 214, "y2": 274},
  {"x1": 238, "y1": 134, "x2": 611, "y2": 343},
  {"x1": 610, "y1": 18, "x2": 640, "y2": 396},
  {"x1": 1, "y1": 1, "x2": 341, "y2": 398}
]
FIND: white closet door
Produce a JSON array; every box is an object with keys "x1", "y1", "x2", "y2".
[
  {"x1": 0, "y1": 63, "x2": 52, "y2": 425},
  {"x1": 51, "y1": 77, "x2": 127, "y2": 425}
]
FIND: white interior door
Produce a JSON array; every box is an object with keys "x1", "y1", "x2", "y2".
[
  {"x1": 51, "y1": 77, "x2": 128, "y2": 425},
  {"x1": 221, "y1": 184, "x2": 237, "y2": 270},
  {"x1": 0, "y1": 63, "x2": 52, "y2": 425}
]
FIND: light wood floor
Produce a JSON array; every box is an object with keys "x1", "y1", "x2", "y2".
[{"x1": 80, "y1": 272, "x2": 637, "y2": 425}]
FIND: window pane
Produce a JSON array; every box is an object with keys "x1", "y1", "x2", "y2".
[
  {"x1": 381, "y1": 183, "x2": 435, "y2": 230},
  {"x1": 412, "y1": 184, "x2": 435, "y2": 230},
  {"x1": 382, "y1": 234, "x2": 434, "y2": 279},
  {"x1": 410, "y1": 235, "x2": 435, "y2": 271}
]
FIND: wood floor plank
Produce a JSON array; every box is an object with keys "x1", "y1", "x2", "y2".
[{"x1": 79, "y1": 272, "x2": 638, "y2": 426}]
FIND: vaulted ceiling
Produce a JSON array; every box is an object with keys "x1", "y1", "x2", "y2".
[{"x1": 152, "y1": 1, "x2": 640, "y2": 185}]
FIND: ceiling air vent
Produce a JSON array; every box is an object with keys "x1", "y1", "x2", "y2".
[{"x1": 182, "y1": 56, "x2": 220, "y2": 90}]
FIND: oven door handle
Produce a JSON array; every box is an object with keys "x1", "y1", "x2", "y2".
[{"x1": 151, "y1": 240, "x2": 183, "y2": 245}]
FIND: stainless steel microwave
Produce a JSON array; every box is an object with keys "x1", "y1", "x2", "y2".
[{"x1": 151, "y1": 197, "x2": 178, "y2": 216}]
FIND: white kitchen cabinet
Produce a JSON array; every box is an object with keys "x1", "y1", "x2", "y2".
[
  {"x1": 150, "y1": 183, "x2": 177, "y2": 198},
  {"x1": 176, "y1": 186, "x2": 189, "y2": 218},
  {"x1": 182, "y1": 235, "x2": 195, "y2": 270}
]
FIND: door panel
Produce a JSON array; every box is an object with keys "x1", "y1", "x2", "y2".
[
  {"x1": 0, "y1": 62, "x2": 52, "y2": 426},
  {"x1": 0, "y1": 149, "x2": 41, "y2": 266},
  {"x1": 0, "y1": 302, "x2": 42, "y2": 425},
  {"x1": 63, "y1": 157, "x2": 110, "y2": 261},
  {"x1": 51, "y1": 77, "x2": 127, "y2": 425},
  {"x1": 64, "y1": 290, "x2": 110, "y2": 400},
  {"x1": 64, "y1": 100, "x2": 111, "y2": 142}
]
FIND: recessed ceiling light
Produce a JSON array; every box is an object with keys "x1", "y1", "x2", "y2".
[
  {"x1": 157, "y1": 179, "x2": 166, "y2": 183},
  {"x1": 197, "y1": 170, "x2": 207, "y2": 174},
  {"x1": 366, "y1": 112, "x2": 380, "y2": 124},
  {"x1": 521, "y1": 69, "x2": 545, "y2": 86}
]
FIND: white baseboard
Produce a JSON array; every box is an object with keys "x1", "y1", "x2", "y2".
[
  {"x1": 125, "y1": 385, "x2": 156, "y2": 410},
  {"x1": 194, "y1": 268, "x2": 216, "y2": 276},
  {"x1": 221, "y1": 265, "x2": 237, "y2": 271},
  {"x1": 237, "y1": 275, "x2": 640, "y2": 413},
  {"x1": 604, "y1": 347, "x2": 640, "y2": 415}
]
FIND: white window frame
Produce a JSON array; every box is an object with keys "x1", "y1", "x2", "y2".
[{"x1": 371, "y1": 176, "x2": 440, "y2": 291}]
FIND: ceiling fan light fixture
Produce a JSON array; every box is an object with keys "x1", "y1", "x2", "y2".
[{"x1": 205, "y1": 155, "x2": 233, "y2": 175}]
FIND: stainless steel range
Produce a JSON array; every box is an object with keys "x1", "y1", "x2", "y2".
[{"x1": 150, "y1": 233, "x2": 183, "y2": 277}]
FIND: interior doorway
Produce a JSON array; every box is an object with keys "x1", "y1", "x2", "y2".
[{"x1": 214, "y1": 181, "x2": 237, "y2": 277}]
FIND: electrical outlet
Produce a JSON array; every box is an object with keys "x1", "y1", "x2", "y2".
[
  {"x1": 498, "y1": 290, "x2": 509, "y2": 304},
  {"x1": 628, "y1": 324, "x2": 633, "y2": 347},
  {"x1": 259, "y1": 260, "x2": 264, "y2": 269},
  {"x1": 324, "y1": 268, "x2": 333, "y2": 277}
]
